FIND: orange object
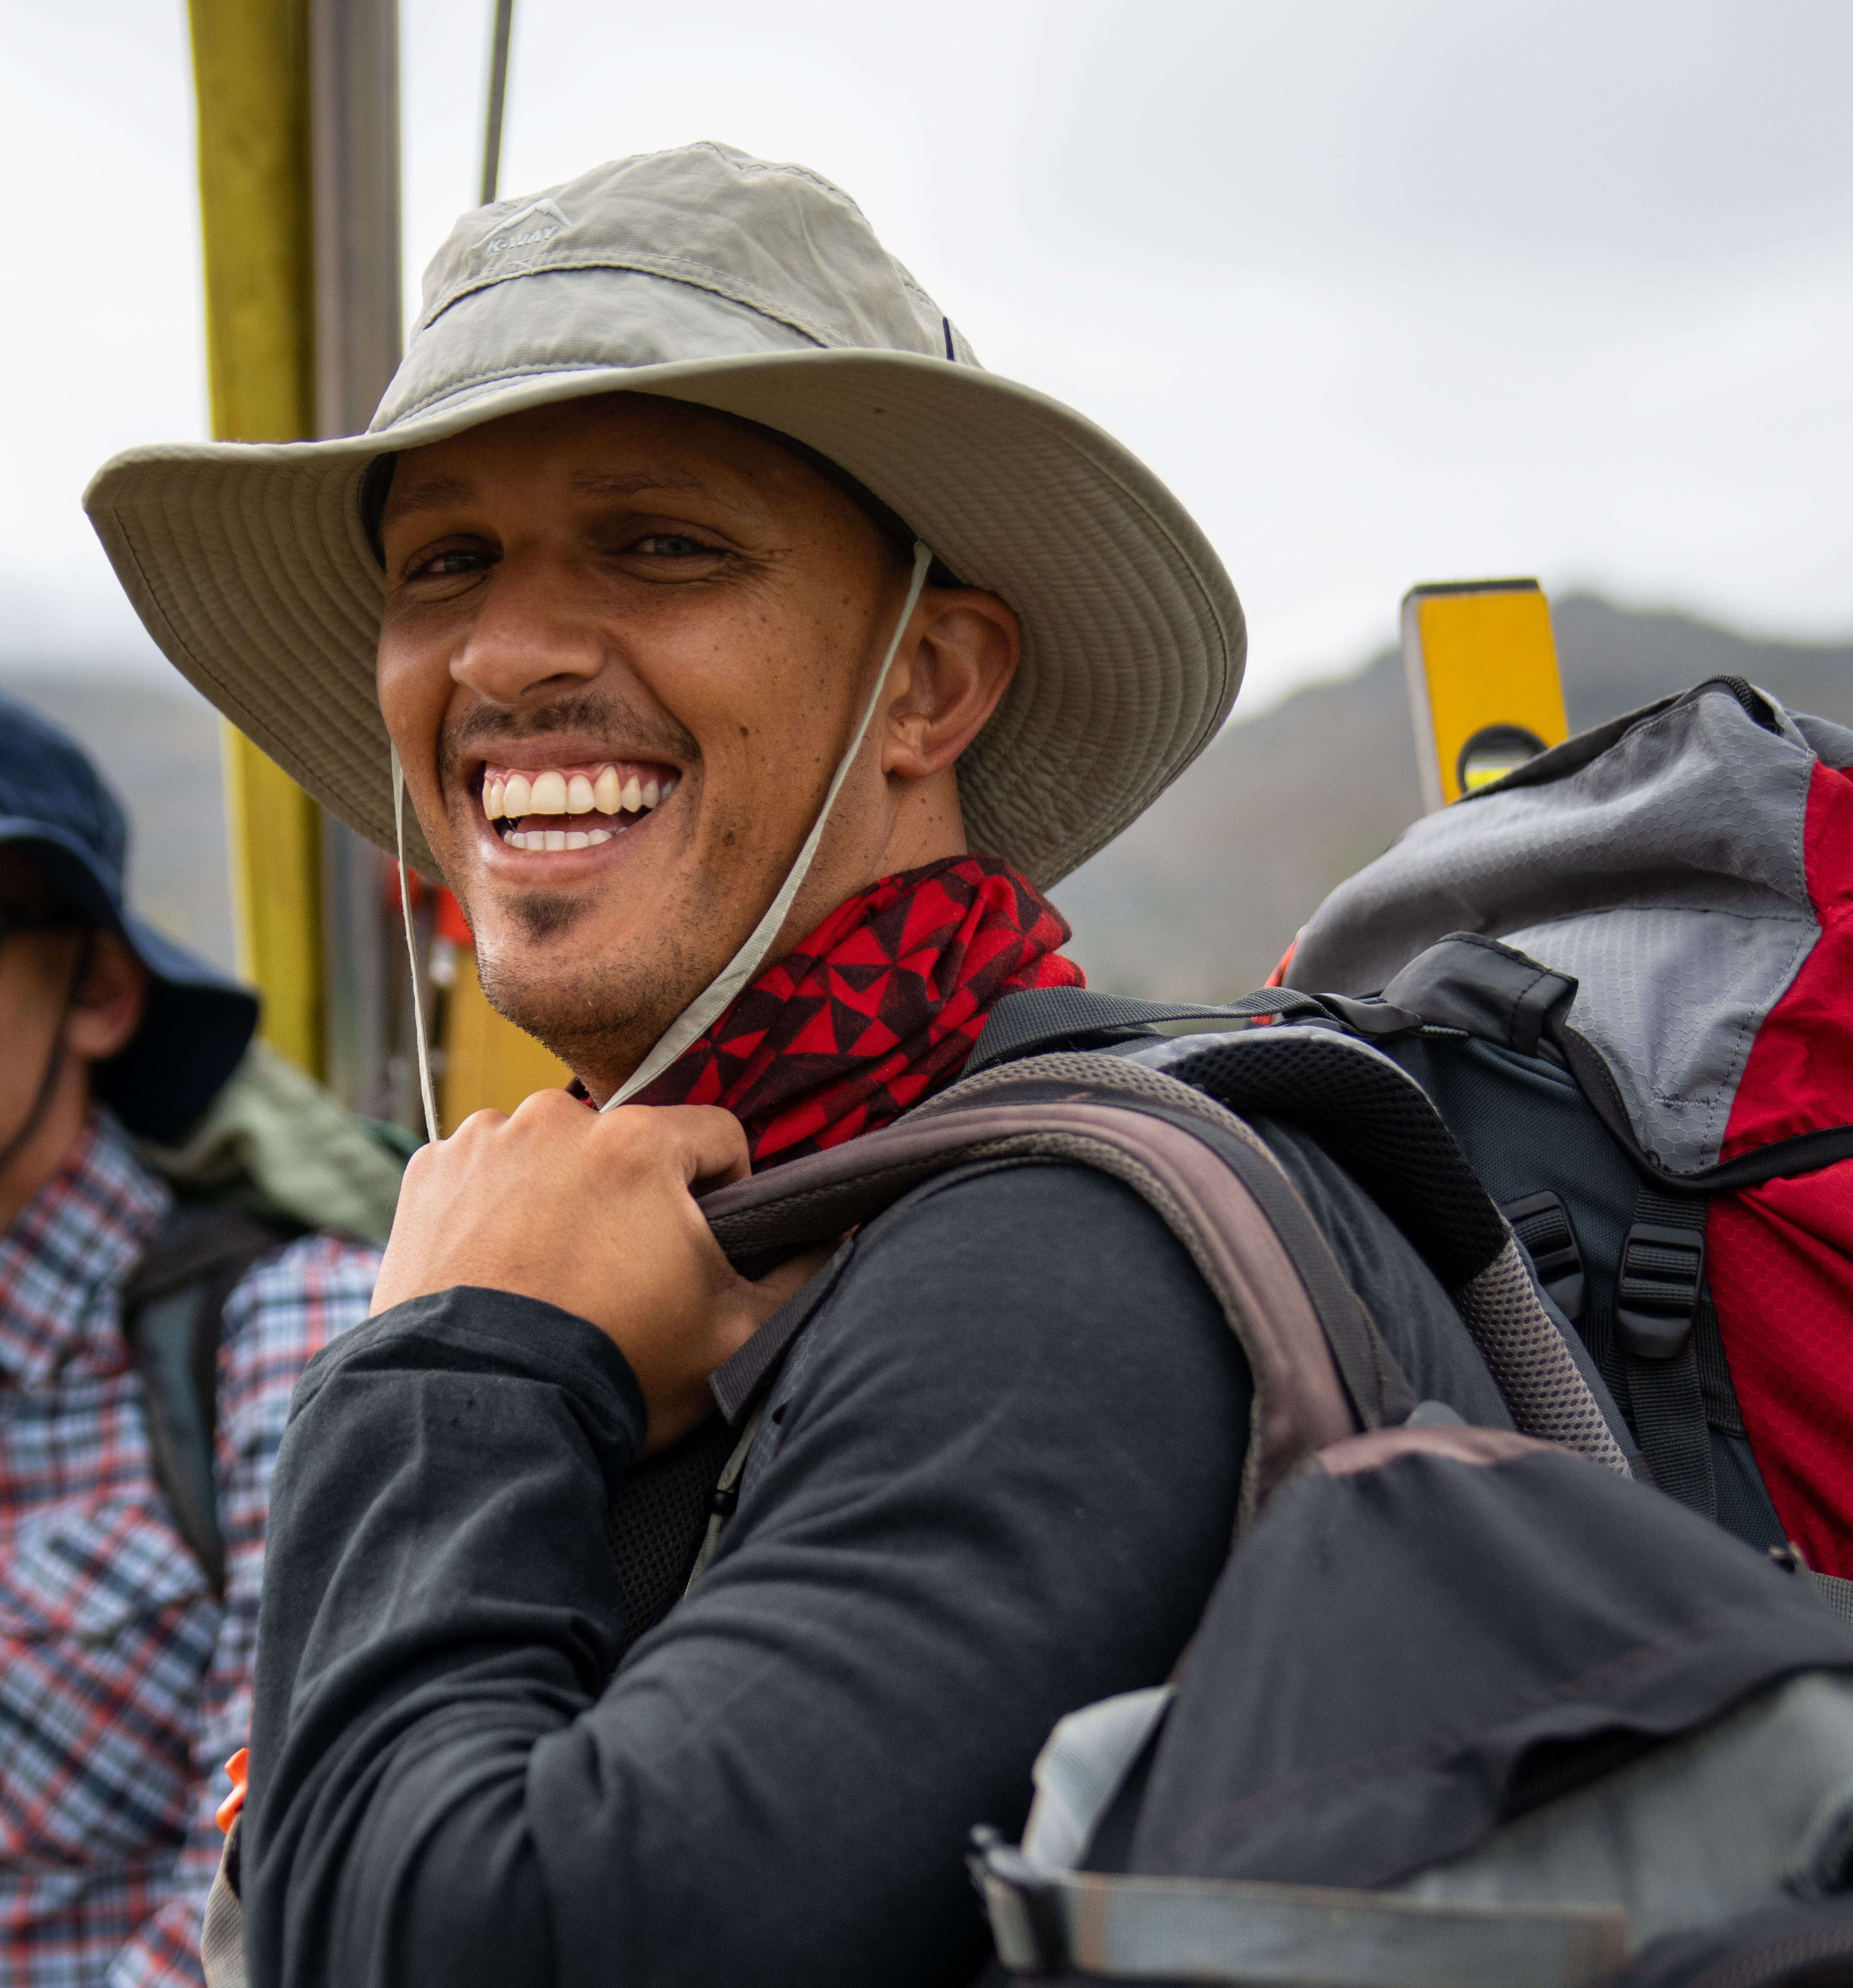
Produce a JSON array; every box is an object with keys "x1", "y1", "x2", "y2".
[
  {"x1": 216, "y1": 1746, "x2": 249, "y2": 1835},
  {"x1": 1263, "y1": 939, "x2": 1296, "y2": 989},
  {"x1": 433, "y1": 887, "x2": 474, "y2": 947}
]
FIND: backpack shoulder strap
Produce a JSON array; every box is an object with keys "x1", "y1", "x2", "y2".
[
  {"x1": 701, "y1": 1050, "x2": 1621, "y2": 1527},
  {"x1": 1123, "y1": 1024, "x2": 1631, "y2": 1477},
  {"x1": 965, "y1": 984, "x2": 1422, "y2": 1075},
  {"x1": 704, "y1": 1053, "x2": 1387, "y2": 1525},
  {"x1": 122, "y1": 1202, "x2": 300, "y2": 1594},
  {"x1": 703, "y1": 1042, "x2": 1631, "y2": 1500}
]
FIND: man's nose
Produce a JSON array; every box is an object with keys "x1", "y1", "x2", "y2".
[{"x1": 451, "y1": 553, "x2": 608, "y2": 707}]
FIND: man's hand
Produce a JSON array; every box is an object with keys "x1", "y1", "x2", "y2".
[{"x1": 372, "y1": 1093, "x2": 828, "y2": 1451}]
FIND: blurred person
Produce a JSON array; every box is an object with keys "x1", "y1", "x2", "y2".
[{"x1": 0, "y1": 692, "x2": 380, "y2": 1987}]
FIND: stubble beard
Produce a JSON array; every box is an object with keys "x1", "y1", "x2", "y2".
[{"x1": 471, "y1": 891, "x2": 716, "y2": 1094}]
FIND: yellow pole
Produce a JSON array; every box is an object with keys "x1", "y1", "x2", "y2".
[{"x1": 189, "y1": 0, "x2": 325, "y2": 1076}]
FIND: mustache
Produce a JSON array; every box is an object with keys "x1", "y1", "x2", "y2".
[{"x1": 437, "y1": 691, "x2": 699, "y2": 786}]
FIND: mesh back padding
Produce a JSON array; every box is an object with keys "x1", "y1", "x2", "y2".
[
  {"x1": 1455, "y1": 1242, "x2": 1629, "y2": 1470},
  {"x1": 607, "y1": 1412, "x2": 740, "y2": 1660},
  {"x1": 1156, "y1": 1031, "x2": 1510, "y2": 1287}
]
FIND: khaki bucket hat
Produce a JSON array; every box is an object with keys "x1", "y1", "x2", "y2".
[{"x1": 84, "y1": 141, "x2": 1243, "y2": 893}]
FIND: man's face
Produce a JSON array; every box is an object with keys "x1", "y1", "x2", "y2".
[
  {"x1": 0, "y1": 852, "x2": 82, "y2": 1133},
  {"x1": 377, "y1": 394, "x2": 915, "y2": 1091}
]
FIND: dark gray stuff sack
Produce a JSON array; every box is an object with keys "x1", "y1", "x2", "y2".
[{"x1": 973, "y1": 1418, "x2": 1853, "y2": 1988}]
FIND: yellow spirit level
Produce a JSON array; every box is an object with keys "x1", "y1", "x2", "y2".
[{"x1": 1401, "y1": 579, "x2": 1569, "y2": 813}]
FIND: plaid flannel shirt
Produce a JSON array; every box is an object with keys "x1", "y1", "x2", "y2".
[{"x1": 0, "y1": 1111, "x2": 378, "y2": 1988}]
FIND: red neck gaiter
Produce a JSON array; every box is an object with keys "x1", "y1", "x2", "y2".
[{"x1": 635, "y1": 855, "x2": 1084, "y2": 1166}]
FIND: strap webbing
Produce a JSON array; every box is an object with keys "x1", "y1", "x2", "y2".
[
  {"x1": 123, "y1": 1204, "x2": 297, "y2": 1593},
  {"x1": 1614, "y1": 1184, "x2": 1716, "y2": 1521}
]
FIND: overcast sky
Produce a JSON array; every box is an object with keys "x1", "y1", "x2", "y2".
[{"x1": 3, "y1": 0, "x2": 1850, "y2": 714}]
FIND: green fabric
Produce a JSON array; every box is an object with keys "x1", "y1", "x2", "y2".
[{"x1": 137, "y1": 1040, "x2": 406, "y2": 1245}]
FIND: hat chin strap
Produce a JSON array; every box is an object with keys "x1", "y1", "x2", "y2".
[
  {"x1": 390, "y1": 743, "x2": 444, "y2": 1145},
  {"x1": 392, "y1": 541, "x2": 934, "y2": 1146}
]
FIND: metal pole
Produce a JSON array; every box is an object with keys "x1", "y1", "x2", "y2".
[
  {"x1": 310, "y1": 0, "x2": 400, "y2": 439},
  {"x1": 188, "y1": 0, "x2": 326, "y2": 1078},
  {"x1": 309, "y1": 0, "x2": 417, "y2": 1124},
  {"x1": 480, "y1": 0, "x2": 515, "y2": 205}
]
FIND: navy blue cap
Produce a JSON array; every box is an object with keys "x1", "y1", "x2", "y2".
[{"x1": 0, "y1": 689, "x2": 259, "y2": 1142}]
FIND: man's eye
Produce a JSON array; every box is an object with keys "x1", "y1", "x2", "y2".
[
  {"x1": 633, "y1": 534, "x2": 714, "y2": 558},
  {"x1": 411, "y1": 549, "x2": 485, "y2": 579}
]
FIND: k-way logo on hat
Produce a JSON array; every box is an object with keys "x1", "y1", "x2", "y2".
[{"x1": 476, "y1": 197, "x2": 573, "y2": 256}]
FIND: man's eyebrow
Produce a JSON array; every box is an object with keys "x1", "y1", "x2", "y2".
[
  {"x1": 385, "y1": 465, "x2": 754, "y2": 521},
  {"x1": 387, "y1": 475, "x2": 474, "y2": 520},
  {"x1": 567, "y1": 466, "x2": 752, "y2": 509}
]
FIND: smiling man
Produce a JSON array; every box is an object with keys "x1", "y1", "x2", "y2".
[{"x1": 85, "y1": 145, "x2": 1505, "y2": 1986}]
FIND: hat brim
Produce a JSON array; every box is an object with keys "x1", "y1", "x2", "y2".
[{"x1": 83, "y1": 348, "x2": 1242, "y2": 891}]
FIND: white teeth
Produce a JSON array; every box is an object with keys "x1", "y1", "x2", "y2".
[
  {"x1": 504, "y1": 824, "x2": 621, "y2": 851},
  {"x1": 495, "y1": 766, "x2": 668, "y2": 834}
]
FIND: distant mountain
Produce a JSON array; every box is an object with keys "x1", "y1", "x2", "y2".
[
  {"x1": 8, "y1": 597, "x2": 1850, "y2": 1001},
  {"x1": 1052, "y1": 597, "x2": 1853, "y2": 998}
]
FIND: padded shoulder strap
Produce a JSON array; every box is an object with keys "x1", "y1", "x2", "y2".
[
  {"x1": 122, "y1": 1203, "x2": 299, "y2": 1593},
  {"x1": 1129, "y1": 1028, "x2": 1631, "y2": 1474},
  {"x1": 967, "y1": 985, "x2": 1423, "y2": 1076},
  {"x1": 703, "y1": 1046, "x2": 1630, "y2": 1490},
  {"x1": 708, "y1": 1052, "x2": 1417, "y2": 1527}
]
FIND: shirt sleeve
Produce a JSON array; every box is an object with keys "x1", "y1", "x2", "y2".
[
  {"x1": 239, "y1": 1165, "x2": 1252, "y2": 1988},
  {"x1": 107, "y1": 1234, "x2": 380, "y2": 1988}
]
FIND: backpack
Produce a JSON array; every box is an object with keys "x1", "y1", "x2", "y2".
[
  {"x1": 199, "y1": 1025, "x2": 1853, "y2": 1986},
  {"x1": 1275, "y1": 676, "x2": 1853, "y2": 1578},
  {"x1": 122, "y1": 1201, "x2": 304, "y2": 1593},
  {"x1": 704, "y1": 1039, "x2": 1853, "y2": 1984}
]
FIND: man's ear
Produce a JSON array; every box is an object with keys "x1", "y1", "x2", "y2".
[
  {"x1": 64, "y1": 930, "x2": 151, "y2": 1063},
  {"x1": 879, "y1": 587, "x2": 1020, "y2": 782}
]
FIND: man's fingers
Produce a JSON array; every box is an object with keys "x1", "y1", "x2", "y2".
[{"x1": 598, "y1": 1102, "x2": 753, "y2": 1191}]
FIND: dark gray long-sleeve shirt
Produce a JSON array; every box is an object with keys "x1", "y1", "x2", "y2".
[{"x1": 244, "y1": 1138, "x2": 1506, "y2": 1988}]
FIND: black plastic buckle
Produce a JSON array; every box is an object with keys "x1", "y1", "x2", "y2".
[
  {"x1": 1502, "y1": 1190, "x2": 1587, "y2": 1322},
  {"x1": 1615, "y1": 1221, "x2": 1705, "y2": 1361},
  {"x1": 967, "y1": 1825, "x2": 1065, "y2": 1975}
]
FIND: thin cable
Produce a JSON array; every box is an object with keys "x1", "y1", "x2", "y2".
[
  {"x1": 603, "y1": 541, "x2": 936, "y2": 1110},
  {"x1": 479, "y1": 0, "x2": 515, "y2": 206},
  {"x1": 391, "y1": 746, "x2": 442, "y2": 1146}
]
